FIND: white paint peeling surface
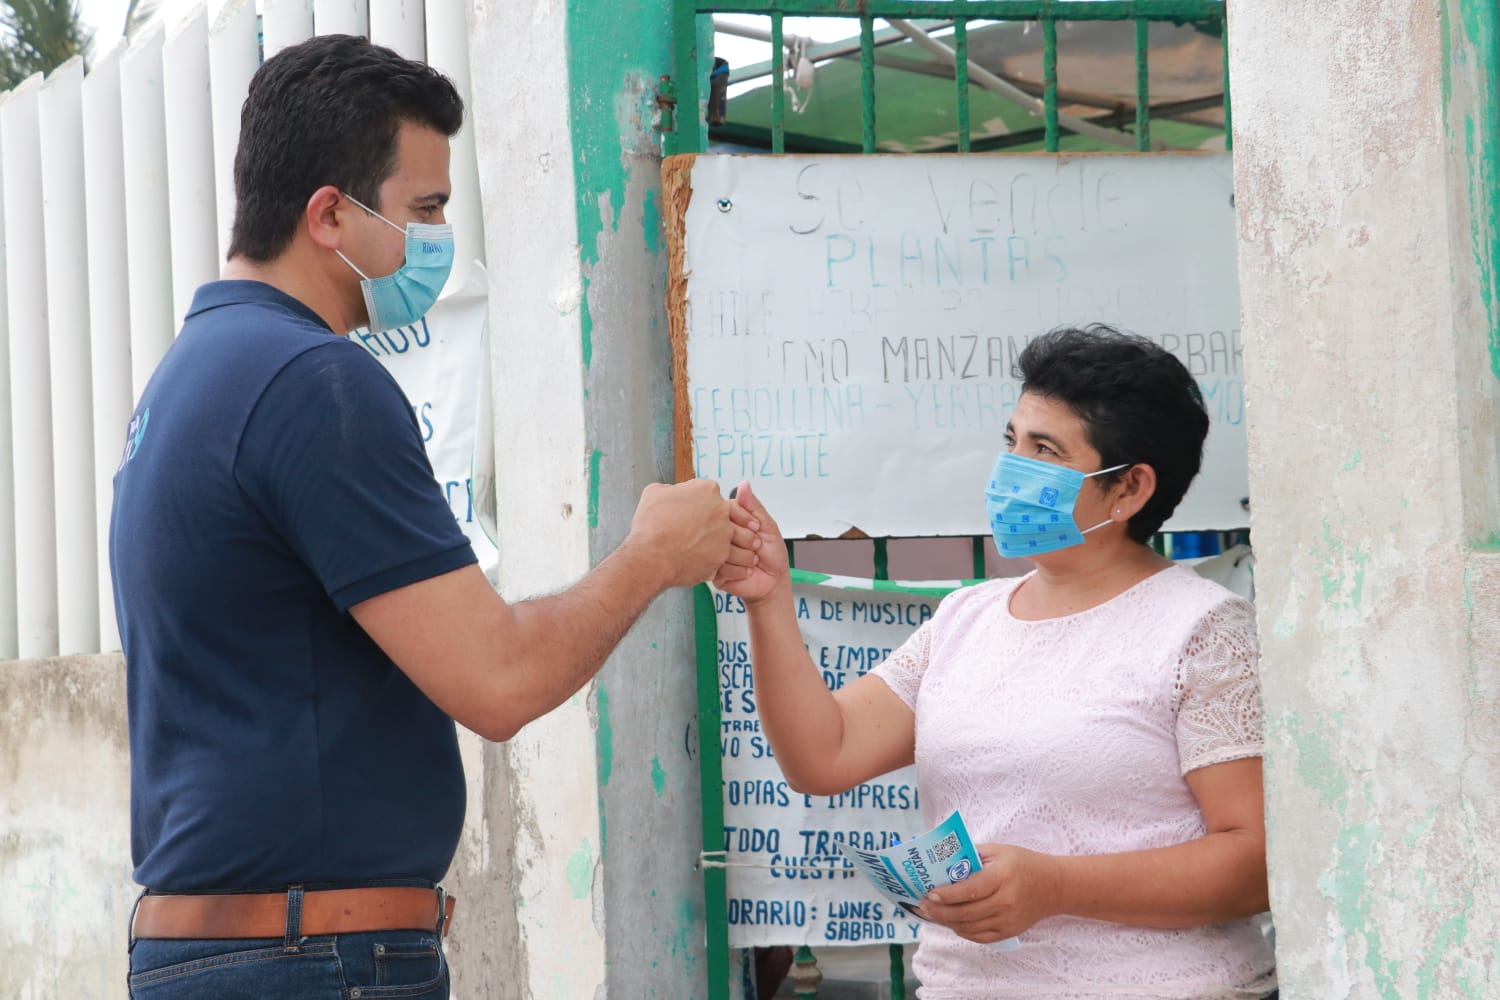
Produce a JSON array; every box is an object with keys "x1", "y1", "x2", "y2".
[{"x1": 1234, "y1": 2, "x2": 1499, "y2": 996}]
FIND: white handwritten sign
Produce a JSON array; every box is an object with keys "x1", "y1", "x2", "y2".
[
  {"x1": 674, "y1": 153, "x2": 1245, "y2": 538},
  {"x1": 713, "y1": 572, "x2": 961, "y2": 948},
  {"x1": 358, "y1": 261, "x2": 498, "y2": 579}
]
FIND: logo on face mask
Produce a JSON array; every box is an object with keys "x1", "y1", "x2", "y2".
[
  {"x1": 336, "y1": 192, "x2": 455, "y2": 333},
  {"x1": 984, "y1": 451, "x2": 1129, "y2": 558}
]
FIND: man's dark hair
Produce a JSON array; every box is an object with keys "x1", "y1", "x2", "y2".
[
  {"x1": 1016, "y1": 324, "x2": 1210, "y2": 544},
  {"x1": 227, "y1": 34, "x2": 464, "y2": 262}
]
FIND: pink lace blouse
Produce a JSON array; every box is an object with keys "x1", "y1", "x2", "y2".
[{"x1": 872, "y1": 565, "x2": 1276, "y2": 999}]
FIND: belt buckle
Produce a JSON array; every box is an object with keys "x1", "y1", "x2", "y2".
[{"x1": 434, "y1": 886, "x2": 448, "y2": 937}]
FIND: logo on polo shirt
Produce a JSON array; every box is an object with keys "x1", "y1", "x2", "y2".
[{"x1": 119, "y1": 408, "x2": 150, "y2": 470}]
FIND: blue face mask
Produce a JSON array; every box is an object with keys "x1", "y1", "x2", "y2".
[
  {"x1": 337, "y1": 193, "x2": 454, "y2": 333},
  {"x1": 985, "y1": 451, "x2": 1129, "y2": 558}
]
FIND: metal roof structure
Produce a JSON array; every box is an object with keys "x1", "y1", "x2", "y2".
[{"x1": 712, "y1": 16, "x2": 1226, "y2": 153}]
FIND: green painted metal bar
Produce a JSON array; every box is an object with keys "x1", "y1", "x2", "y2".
[
  {"x1": 794, "y1": 945, "x2": 819, "y2": 997},
  {"x1": 671, "y1": 7, "x2": 704, "y2": 155},
  {"x1": 864, "y1": 539, "x2": 895, "y2": 1000},
  {"x1": 695, "y1": 1, "x2": 1224, "y2": 18},
  {"x1": 1456, "y1": 0, "x2": 1500, "y2": 381},
  {"x1": 971, "y1": 536, "x2": 986, "y2": 580},
  {"x1": 874, "y1": 533, "x2": 897, "y2": 1000},
  {"x1": 1220, "y1": 10, "x2": 1232, "y2": 150},
  {"x1": 771, "y1": 11, "x2": 786, "y2": 153},
  {"x1": 697, "y1": 13, "x2": 715, "y2": 151},
  {"x1": 732, "y1": 92, "x2": 1216, "y2": 156},
  {"x1": 1042, "y1": 17, "x2": 1059, "y2": 152},
  {"x1": 875, "y1": 535, "x2": 897, "y2": 1000},
  {"x1": 712, "y1": 106, "x2": 1215, "y2": 156},
  {"x1": 786, "y1": 539, "x2": 810, "y2": 1000},
  {"x1": 707, "y1": 122, "x2": 866, "y2": 153},
  {"x1": 1135, "y1": 17, "x2": 1151, "y2": 151},
  {"x1": 953, "y1": 18, "x2": 970, "y2": 152},
  {"x1": 860, "y1": 13, "x2": 877, "y2": 152},
  {"x1": 959, "y1": 93, "x2": 1224, "y2": 152},
  {"x1": 694, "y1": 583, "x2": 731, "y2": 999}
]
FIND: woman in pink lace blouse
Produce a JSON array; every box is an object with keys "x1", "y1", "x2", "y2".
[{"x1": 720, "y1": 327, "x2": 1276, "y2": 999}]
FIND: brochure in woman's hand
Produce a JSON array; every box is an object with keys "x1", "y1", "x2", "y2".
[{"x1": 835, "y1": 810, "x2": 1022, "y2": 951}]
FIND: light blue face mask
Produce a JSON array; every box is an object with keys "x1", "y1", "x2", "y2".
[
  {"x1": 985, "y1": 450, "x2": 1129, "y2": 558},
  {"x1": 337, "y1": 193, "x2": 454, "y2": 333}
]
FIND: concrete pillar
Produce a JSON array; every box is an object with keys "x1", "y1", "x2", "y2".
[
  {"x1": 450, "y1": 2, "x2": 599, "y2": 996},
  {"x1": 0, "y1": 656, "x2": 136, "y2": 999},
  {"x1": 568, "y1": 5, "x2": 714, "y2": 998},
  {"x1": 1230, "y1": 2, "x2": 1500, "y2": 995},
  {"x1": 459, "y1": 1, "x2": 701, "y2": 996}
]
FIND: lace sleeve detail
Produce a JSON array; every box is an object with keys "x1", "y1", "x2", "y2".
[
  {"x1": 1176, "y1": 596, "x2": 1264, "y2": 774},
  {"x1": 870, "y1": 618, "x2": 934, "y2": 709}
]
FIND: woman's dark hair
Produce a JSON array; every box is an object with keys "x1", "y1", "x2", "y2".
[
  {"x1": 227, "y1": 34, "x2": 464, "y2": 262},
  {"x1": 1016, "y1": 324, "x2": 1209, "y2": 544}
]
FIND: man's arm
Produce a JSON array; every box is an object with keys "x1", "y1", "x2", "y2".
[{"x1": 352, "y1": 480, "x2": 758, "y2": 741}]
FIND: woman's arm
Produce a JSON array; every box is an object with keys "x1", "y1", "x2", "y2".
[
  {"x1": 920, "y1": 758, "x2": 1268, "y2": 943},
  {"x1": 717, "y1": 482, "x2": 918, "y2": 796},
  {"x1": 1049, "y1": 757, "x2": 1268, "y2": 925}
]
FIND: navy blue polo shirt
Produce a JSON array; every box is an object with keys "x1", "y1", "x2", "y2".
[{"x1": 110, "y1": 280, "x2": 477, "y2": 892}]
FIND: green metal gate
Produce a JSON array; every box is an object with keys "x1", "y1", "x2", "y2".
[{"x1": 673, "y1": 3, "x2": 1232, "y2": 996}]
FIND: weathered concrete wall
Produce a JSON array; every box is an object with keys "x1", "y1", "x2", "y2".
[
  {"x1": 567, "y1": 3, "x2": 717, "y2": 998},
  {"x1": 0, "y1": 656, "x2": 134, "y2": 999},
  {"x1": 466, "y1": 1, "x2": 714, "y2": 996},
  {"x1": 460, "y1": 1, "x2": 609, "y2": 999},
  {"x1": 8, "y1": 6, "x2": 702, "y2": 998},
  {"x1": 1231, "y1": 1, "x2": 1500, "y2": 995},
  {"x1": 0, "y1": 656, "x2": 548, "y2": 999}
]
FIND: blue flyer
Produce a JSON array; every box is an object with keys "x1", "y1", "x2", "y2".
[{"x1": 836, "y1": 810, "x2": 1021, "y2": 951}]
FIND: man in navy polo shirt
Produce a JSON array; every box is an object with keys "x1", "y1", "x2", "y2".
[{"x1": 111, "y1": 34, "x2": 758, "y2": 999}]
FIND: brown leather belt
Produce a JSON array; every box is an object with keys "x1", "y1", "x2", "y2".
[{"x1": 132, "y1": 887, "x2": 456, "y2": 940}]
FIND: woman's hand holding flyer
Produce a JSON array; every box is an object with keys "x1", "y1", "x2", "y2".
[{"x1": 836, "y1": 811, "x2": 1022, "y2": 951}]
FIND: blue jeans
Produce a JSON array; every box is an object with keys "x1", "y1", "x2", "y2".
[{"x1": 129, "y1": 926, "x2": 448, "y2": 998}]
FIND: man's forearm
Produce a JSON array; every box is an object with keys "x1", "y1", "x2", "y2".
[{"x1": 499, "y1": 540, "x2": 672, "y2": 734}]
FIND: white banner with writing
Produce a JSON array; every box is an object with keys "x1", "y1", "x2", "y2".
[
  {"x1": 713, "y1": 571, "x2": 966, "y2": 948},
  {"x1": 681, "y1": 153, "x2": 1245, "y2": 538},
  {"x1": 355, "y1": 261, "x2": 498, "y2": 579}
]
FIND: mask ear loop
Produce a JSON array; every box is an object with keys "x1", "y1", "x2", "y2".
[
  {"x1": 341, "y1": 191, "x2": 407, "y2": 234},
  {"x1": 334, "y1": 190, "x2": 411, "y2": 282},
  {"x1": 1083, "y1": 463, "x2": 1135, "y2": 534},
  {"x1": 1080, "y1": 464, "x2": 1134, "y2": 536},
  {"x1": 335, "y1": 249, "x2": 370, "y2": 280},
  {"x1": 333, "y1": 191, "x2": 386, "y2": 281}
]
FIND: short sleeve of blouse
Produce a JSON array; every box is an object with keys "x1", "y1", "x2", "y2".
[
  {"x1": 1175, "y1": 595, "x2": 1264, "y2": 774},
  {"x1": 870, "y1": 618, "x2": 934, "y2": 709}
]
